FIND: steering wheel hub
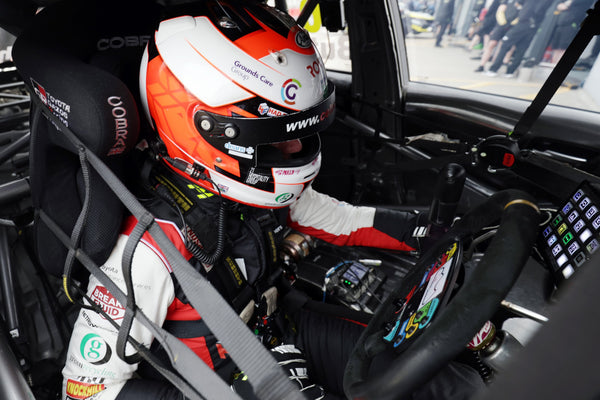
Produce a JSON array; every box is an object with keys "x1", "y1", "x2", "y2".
[{"x1": 383, "y1": 241, "x2": 462, "y2": 353}]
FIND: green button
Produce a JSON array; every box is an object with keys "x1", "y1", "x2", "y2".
[
  {"x1": 562, "y1": 232, "x2": 573, "y2": 245},
  {"x1": 552, "y1": 215, "x2": 563, "y2": 227}
]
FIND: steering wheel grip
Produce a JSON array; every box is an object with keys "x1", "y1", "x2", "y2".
[{"x1": 344, "y1": 189, "x2": 540, "y2": 400}]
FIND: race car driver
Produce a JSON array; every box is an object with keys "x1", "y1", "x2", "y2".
[{"x1": 61, "y1": 1, "x2": 435, "y2": 399}]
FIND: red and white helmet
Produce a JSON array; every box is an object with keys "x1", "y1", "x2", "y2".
[{"x1": 140, "y1": 1, "x2": 335, "y2": 208}]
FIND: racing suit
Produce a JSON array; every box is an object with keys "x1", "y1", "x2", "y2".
[{"x1": 61, "y1": 166, "x2": 420, "y2": 400}]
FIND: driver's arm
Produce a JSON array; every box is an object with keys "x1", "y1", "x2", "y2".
[
  {"x1": 61, "y1": 222, "x2": 176, "y2": 400},
  {"x1": 288, "y1": 186, "x2": 421, "y2": 251}
]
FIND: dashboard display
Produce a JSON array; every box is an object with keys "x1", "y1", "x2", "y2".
[{"x1": 539, "y1": 182, "x2": 600, "y2": 282}]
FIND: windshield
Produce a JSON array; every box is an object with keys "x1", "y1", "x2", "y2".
[
  {"x1": 284, "y1": 0, "x2": 599, "y2": 113},
  {"x1": 401, "y1": 0, "x2": 599, "y2": 112}
]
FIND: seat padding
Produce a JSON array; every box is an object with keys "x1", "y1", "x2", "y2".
[{"x1": 12, "y1": 0, "x2": 160, "y2": 276}]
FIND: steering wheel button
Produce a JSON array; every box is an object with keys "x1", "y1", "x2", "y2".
[
  {"x1": 556, "y1": 253, "x2": 568, "y2": 267},
  {"x1": 593, "y1": 215, "x2": 600, "y2": 230},
  {"x1": 557, "y1": 223, "x2": 568, "y2": 235},
  {"x1": 579, "y1": 229, "x2": 592, "y2": 244},
  {"x1": 574, "y1": 252, "x2": 586, "y2": 266},
  {"x1": 568, "y1": 210, "x2": 579, "y2": 223},
  {"x1": 585, "y1": 206, "x2": 598, "y2": 220},
  {"x1": 567, "y1": 241, "x2": 580, "y2": 255},
  {"x1": 579, "y1": 197, "x2": 591, "y2": 210},
  {"x1": 561, "y1": 202, "x2": 573, "y2": 215},
  {"x1": 393, "y1": 298, "x2": 405, "y2": 310},
  {"x1": 562, "y1": 232, "x2": 574, "y2": 245},
  {"x1": 383, "y1": 320, "x2": 401, "y2": 342},
  {"x1": 562, "y1": 265, "x2": 575, "y2": 279},
  {"x1": 552, "y1": 214, "x2": 563, "y2": 227},
  {"x1": 552, "y1": 244, "x2": 562, "y2": 257},
  {"x1": 586, "y1": 239, "x2": 599, "y2": 254}
]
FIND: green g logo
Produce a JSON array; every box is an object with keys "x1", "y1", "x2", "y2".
[
  {"x1": 275, "y1": 193, "x2": 294, "y2": 203},
  {"x1": 80, "y1": 333, "x2": 112, "y2": 365}
]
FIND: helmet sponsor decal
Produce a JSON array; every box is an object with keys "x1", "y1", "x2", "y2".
[
  {"x1": 80, "y1": 333, "x2": 112, "y2": 365},
  {"x1": 258, "y1": 103, "x2": 287, "y2": 117},
  {"x1": 281, "y1": 78, "x2": 302, "y2": 105},
  {"x1": 90, "y1": 286, "x2": 125, "y2": 320},
  {"x1": 65, "y1": 378, "x2": 106, "y2": 400},
  {"x1": 274, "y1": 169, "x2": 300, "y2": 176},
  {"x1": 276, "y1": 193, "x2": 295, "y2": 203},
  {"x1": 306, "y1": 61, "x2": 321, "y2": 78},
  {"x1": 245, "y1": 168, "x2": 270, "y2": 185},
  {"x1": 197, "y1": 86, "x2": 334, "y2": 146},
  {"x1": 285, "y1": 100, "x2": 335, "y2": 133},
  {"x1": 217, "y1": 183, "x2": 230, "y2": 193},
  {"x1": 225, "y1": 142, "x2": 255, "y2": 159},
  {"x1": 231, "y1": 60, "x2": 274, "y2": 87}
]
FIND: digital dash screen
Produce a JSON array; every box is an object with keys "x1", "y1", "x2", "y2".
[{"x1": 540, "y1": 182, "x2": 600, "y2": 282}]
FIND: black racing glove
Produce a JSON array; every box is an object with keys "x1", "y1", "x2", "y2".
[{"x1": 231, "y1": 344, "x2": 325, "y2": 400}]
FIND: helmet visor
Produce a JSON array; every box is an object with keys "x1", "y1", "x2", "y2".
[
  {"x1": 194, "y1": 83, "x2": 335, "y2": 148},
  {"x1": 256, "y1": 134, "x2": 320, "y2": 168}
]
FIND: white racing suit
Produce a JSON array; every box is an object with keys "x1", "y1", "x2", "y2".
[{"x1": 61, "y1": 182, "x2": 420, "y2": 400}]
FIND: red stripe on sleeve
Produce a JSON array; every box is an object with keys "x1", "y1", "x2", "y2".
[{"x1": 287, "y1": 222, "x2": 415, "y2": 251}]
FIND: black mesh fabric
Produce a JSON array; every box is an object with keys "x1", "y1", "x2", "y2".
[{"x1": 12, "y1": 0, "x2": 161, "y2": 276}]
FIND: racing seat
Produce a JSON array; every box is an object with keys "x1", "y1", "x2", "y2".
[{"x1": 12, "y1": 0, "x2": 161, "y2": 278}]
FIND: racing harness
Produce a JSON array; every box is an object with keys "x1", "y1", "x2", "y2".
[{"x1": 31, "y1": 91, "x2": 306, "y2": 400}]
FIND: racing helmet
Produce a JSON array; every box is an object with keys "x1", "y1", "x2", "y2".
[{"x1": 140, "y1": 0, "x2": 335, "y2": 208}]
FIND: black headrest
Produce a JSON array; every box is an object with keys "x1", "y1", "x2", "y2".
[
  {"x1": 13, "y1": 0, "x2": 164, "y2": 154},
  {"x1": 12, "y1": 0, "x2": 161, "y2": 277},
  {"x1": 0, "y1": 0, "x2": 37, "y2": 37}
]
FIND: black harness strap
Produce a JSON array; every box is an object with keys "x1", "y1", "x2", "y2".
[
  {"x1": 116, "y1": 212, "x2": 155, "y2": 365},
  {"x1": 62, "y1": 147, "x2": 92, "y2": 303}
]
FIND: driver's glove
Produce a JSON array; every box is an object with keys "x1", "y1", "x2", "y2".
[{"x1": 231, "y1": 344, "x2": 325, "y2": 400}]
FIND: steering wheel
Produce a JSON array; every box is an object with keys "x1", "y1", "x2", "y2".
[{"x1": 343, "y1": 190, "x2": 540, "y2": 400}]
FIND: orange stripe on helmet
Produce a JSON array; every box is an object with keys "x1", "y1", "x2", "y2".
[
  {"x1": 146, "y1": 55, "x2": 242, "y2": 179},
  {"x1": 237, "y1": 10, "x2": 315, "y2": 59}
]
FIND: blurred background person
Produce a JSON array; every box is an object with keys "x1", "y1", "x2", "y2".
[
  {"x1": 435, "y1": 0, "x2": 455, "y2": 47},
  {"x1": 474, "y1": 0, "x2": 521, "y2": 72},
  {"x1": 485, "y1": 0, "x2": 551, "y2": 77},
  {"x1": 468, "y1": 0, "x2": 503, "y2": 52},
  {"x1": 550, "y1": 0, "x2": 595, "y2": 64}
]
